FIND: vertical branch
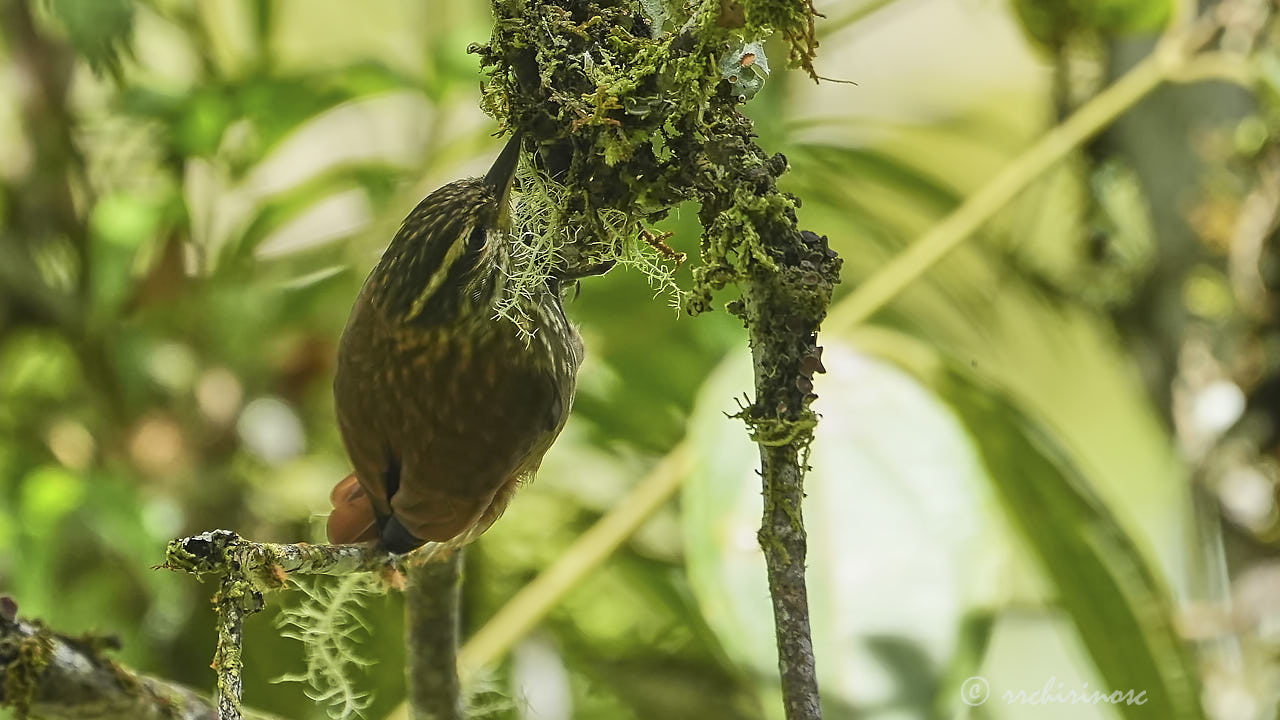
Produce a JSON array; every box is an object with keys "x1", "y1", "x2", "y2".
[
  {"x1": 481, "y1": 2, "x2": 836, "y2": 717},
  {"x1": 740, "y1": 252, "x2": 838, "y2": 720},
  {"x1": 692, "y1": 105, "x2": 840, "y2": 718},
  {"x1": 404, "y1": 551, "x2": 464, "y2": 720},
  {"x1": 756, "y1": 443, "x2": 821, "y2": 719},
  {"x1": 697, "y1": 114, "x2": 841, "y2": 720},
  {"x1": 213, "y1": 577, "x2": 261, "y2": 720},
  {"x1": 747, "y1": 313, "x2": 821, "y2": 720}
]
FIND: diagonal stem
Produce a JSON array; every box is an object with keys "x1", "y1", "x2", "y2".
[{"x1": 825, "y1": 16, "x2": 1232, "y2": 332}]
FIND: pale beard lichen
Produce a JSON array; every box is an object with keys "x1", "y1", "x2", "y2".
[
  {"x1": 496, "y1": 157, "x2": 684, "y2": 337},
  {"x1": 274, "y1": 574, "x2": 381, "y2": 720}
]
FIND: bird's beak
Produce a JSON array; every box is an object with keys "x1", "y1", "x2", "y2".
[{"x1": 484, "y1": 133, "x2": 522, "y2": 202}]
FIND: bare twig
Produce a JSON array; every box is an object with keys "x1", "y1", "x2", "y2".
[{"x1": 639, "y1": 227, "x2": 687, "y2": 264}]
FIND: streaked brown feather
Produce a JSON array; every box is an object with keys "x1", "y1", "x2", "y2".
[{"x1": 326, "y1": 136, "x2": 582, "y2": 553}]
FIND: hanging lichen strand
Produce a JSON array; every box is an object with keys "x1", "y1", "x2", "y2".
[{"x1": 471, "y1": 0, "x2": 823, "y2": 320}]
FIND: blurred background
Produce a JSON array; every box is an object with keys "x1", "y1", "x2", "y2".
[{"x1": 1, "y1": 0, "x2": 1278, "y2": 719}]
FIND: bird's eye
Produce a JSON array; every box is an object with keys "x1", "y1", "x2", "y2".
[
  {"x1": 467, "y1": 224, "x2": 488, "y2": 253},
  {"x1": 551, "y1": 277, "x2": 580, "y2": 300}
]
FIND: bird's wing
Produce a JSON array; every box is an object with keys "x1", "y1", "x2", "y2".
[
  {"x1": 388, "y1": 350, "x2": 563, "y2": 543},
  {"x1": 333, "y1": 287, "x2": 398, "y2": 524}
]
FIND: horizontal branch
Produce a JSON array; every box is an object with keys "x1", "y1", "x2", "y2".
[
  {"x1": 160, "y1": 529, "x2": 436, "y2": 719},
  {"x1": 160, "y1": 529, "x2": 407, "y2": 589}
]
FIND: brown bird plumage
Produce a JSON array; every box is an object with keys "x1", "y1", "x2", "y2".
[{"x1": 326, "y1": 136, "x2": 582, "y2": 554}]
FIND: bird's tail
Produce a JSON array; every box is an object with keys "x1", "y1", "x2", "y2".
[{"x1": 326, "y1": 473, "x2": 380, "y2": 544}]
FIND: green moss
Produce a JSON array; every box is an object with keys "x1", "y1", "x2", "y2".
[
  {"x1": 470, "y1": 0, "x2": 822, "y2": 326},
  {"x1": 740, "y1": 0, "x2": 820, "y2": 77},
  {"x1": 744, "y1": 413, "x2": 817, "y2": 447},
  {"x1": 274, "y1": 575, "x2": 380, "y2": 719},
  {"x1": 3, "y1": 627, "x2": 54, "y2": 719}
]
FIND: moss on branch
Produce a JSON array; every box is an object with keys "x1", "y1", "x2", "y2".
[
  {"x1": 477, "y1": 3, "x2": 837, "y2": 719},
  {"x1": 472, "y1": 0, "x2": 822, "y2": 320},
  {"x1": 0, "y1": 601, "x2": 282, "y2": 720}
]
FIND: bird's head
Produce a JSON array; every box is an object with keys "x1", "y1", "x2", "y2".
[{"x1": 370, "y1": 135, "x2": 523, "y2": 326}]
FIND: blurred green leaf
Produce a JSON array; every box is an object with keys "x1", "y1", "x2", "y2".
[
  {"x1": 934, "y1": 365, "x2": 1203, "y2": 720},
  {"x1": 176, "y1": 86, "x2": 236, "y2": 156},
  {"x1": 44, "y1": 0, "x2": 134, "y2": 76},
  {"x1": 226, "y1": 163, "x2": 400, "y2": 266},
  {"x1": 1011, "y1": 0, "x2": 1171, "y2": 49},
  {"x1": 121, "y1": 62, "x2": 416, "y2": 162},
  {"x1": 424, "y1": 28, "x2": 490, "y2": 103},
  {"x1": 89, "y1": 192, "x2": 166, "y2": 316},
  {"x1": 91, "y1": 192, "x2": 163, "y2": 249},
  {"x1": 570, "y1": 250, "x2": 741, "y2": 452},
  {"x1": 933, "y1": 611, "x2": 997, "y2": 718},
  {"x1": 20, "y1": 465, "x2": 85, "y2": 528},
  {"x1": 789, "y1": 143, "x2": 964, "y2": 215},
  {"x1": 0, "y1": 331, "x2": 79, "y2": 400}
]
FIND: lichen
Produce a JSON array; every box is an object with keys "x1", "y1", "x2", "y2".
[{"x1": 274, "y1": 575, "x2": 380, "y2": 720}]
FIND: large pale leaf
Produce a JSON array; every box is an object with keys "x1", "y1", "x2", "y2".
[
  {"x1": 857, "y1": 330, "x2": 1203, "y2": 720},
  {"x1": 930, "y1": 363, "x2": 1203, "y2": 720},
  {"x1": 682, "y1": 341, "x2": 1003, "y2": 718},
  {"x1": 684, "y1": 334, "x2": 1202, "y2": 720}
]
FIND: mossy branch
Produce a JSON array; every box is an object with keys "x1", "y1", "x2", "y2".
[
  {"x1": 159, "y1": 530, "x2": 429, "y2": 719},
  {"x1": 702, "y1": 117, "x2": 839, "y2": 720},
  {"x1": 0, "y1": 600, "x2": 280, "y2": 720},
  {"x1": 479, "y1": 1, "x2": 833, "y2": 718}
]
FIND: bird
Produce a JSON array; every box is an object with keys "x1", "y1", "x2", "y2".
[{"x1": 325, "y1": 134, "x2": 583, "y2": 555}]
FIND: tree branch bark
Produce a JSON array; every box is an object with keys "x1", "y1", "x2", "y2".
[
  {"x1": 0, "y1": 603, "x2": 279, "y2": 720},
  {"x1": 404, "y1": 551, "x2": 465, "y2": 720},
  {"x1": 743, "y1": 276, "x2": 829, "y2": 720},
  {"x1": 699, "y1": 124, "x2": 840, "y2": 720}
]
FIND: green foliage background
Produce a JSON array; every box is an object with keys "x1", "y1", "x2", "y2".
[{"x1": 1, "y1": 1, "x2": 1277, "y2": 719}]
